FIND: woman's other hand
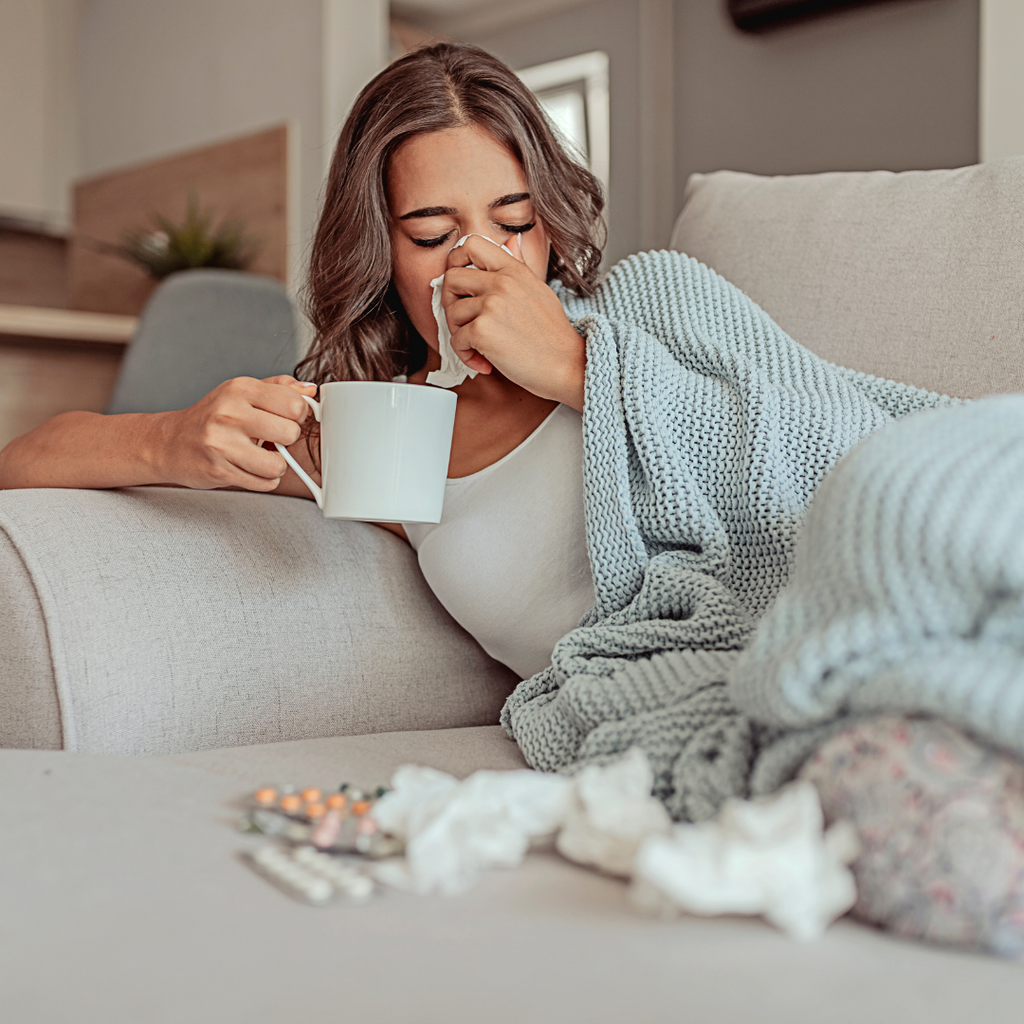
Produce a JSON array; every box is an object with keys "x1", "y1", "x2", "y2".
[
  {"x1": 0, "y1": 375, "x2": 317, "y2": 492},
  {"x1": 152, "y1": 376, "x2": 317, "y2": 491},
  {"x1": 441, "y1": 234, "x2": 586, "y2": 411}
]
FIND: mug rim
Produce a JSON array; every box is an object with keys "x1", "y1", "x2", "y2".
[{"x1": 317, "y1": 380, "x2": 456, "y2": 398}]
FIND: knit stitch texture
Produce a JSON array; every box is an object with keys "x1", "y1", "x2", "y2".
[
  {"x1": 500, "y1": 249, "x2": 955, "y2": 821},
  {"x1": 735, "y1": 394, "x2": 1024, "y2": 795}
]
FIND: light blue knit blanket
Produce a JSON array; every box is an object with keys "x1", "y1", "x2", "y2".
[{"x1": 498, "y1": 248, "x2": 1011, "y2": 821}]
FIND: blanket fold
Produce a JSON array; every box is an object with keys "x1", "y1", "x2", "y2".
[
  {"x1": 501, "y1": 249, "x2": 959, "y2": 820},
  {"x1": 735, "y1": 394, "x2": 1024, "y2": 795}
]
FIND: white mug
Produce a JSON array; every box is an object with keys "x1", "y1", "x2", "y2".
[{"x1": 275, "y1": 381, "x2": 457, "y2": 523}]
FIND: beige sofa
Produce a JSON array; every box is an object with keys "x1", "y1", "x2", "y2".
[
  {"x1": 3, "y1": 158, "x2": 1022, "y2": 757},
  {"x1": 2, "y1": 160, "x2": 1024, "y2": 1021}
]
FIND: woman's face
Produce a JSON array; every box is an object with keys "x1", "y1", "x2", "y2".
[{"x1": 387, "y1": 124, "x2": 552, "y2": 354}]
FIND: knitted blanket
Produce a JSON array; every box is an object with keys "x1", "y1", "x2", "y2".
[
  {"x1": 500, "y1": 249, "x2": 956, "y2": 821},
  {"x1": 734, "y1": 393, "x2": 1024, "y2": 796}
]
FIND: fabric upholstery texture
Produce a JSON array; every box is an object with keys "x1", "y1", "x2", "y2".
[
  {"x1": 107, "y1": 268, "x2": 302, "y2": 415},
  {"x1": 502, "y1": 249, "x2": 948, "y2": 821},
  {"x1": 0, "y1": 487, "x2": 517, "y2": 754},
  {"x1": 164, "y1": 724, "x2": 529, "y2": 784},
  {"x1": 670, "y1": 158, "x2": 1024, "y2": 400},
  {"x1": 0, "y1": 531, "x2": 61, "y2": 748},
  {"x1": 6, "y1": 737, "x2": 1022, "y2": 1023}
]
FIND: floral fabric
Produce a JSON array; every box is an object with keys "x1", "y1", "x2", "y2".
[{"x1": 800, "y1": 716, "x2": 1024, "y2": 957}]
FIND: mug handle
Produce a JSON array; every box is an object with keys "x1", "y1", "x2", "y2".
[{"x1": 274, "y1": 394, "x2": 324, "y2": 508}]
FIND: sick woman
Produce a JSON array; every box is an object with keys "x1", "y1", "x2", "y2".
[{"x1": 2, "y1": 42, "x2": 1023, "y2": 955}]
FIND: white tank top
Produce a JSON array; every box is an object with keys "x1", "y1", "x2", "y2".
[{"x1": 404, "y1": 403, "x2": 595, "y2": 679}]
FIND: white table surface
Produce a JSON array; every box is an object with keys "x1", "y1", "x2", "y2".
[{"x1": 1, "y1": 733, "x2": 1022, "y2": 1024}]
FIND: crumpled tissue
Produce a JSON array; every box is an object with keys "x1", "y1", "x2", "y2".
[
  {"x1": 555, "y1": 748, "x2": 672, "y2": 877},
  {"x1": 369, "y1": 752, "x2": 858, "y2": 942},
  {"x1": 370, "y1": 764, "x2": 572, "y2": 895},
  {"x1": 631, "y1": 780, "x2": 859, "y2": 942},
  {"x1": 426, "y1": 233, "x2": 515, "y2": 389}
]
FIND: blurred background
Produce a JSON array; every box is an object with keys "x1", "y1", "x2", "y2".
[{"x1": 0, "y1": 0, "x2": 1020, "y2": 446}]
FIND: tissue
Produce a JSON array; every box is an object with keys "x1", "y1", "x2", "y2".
[
  {"x1": 426, "y1": 234, "x2": 515, "y2": 389},
  {"x1": 555, "y1": 748, "x2": 672, "y2": 877},
  {"x1": 368, "y1": 754, "x2": 858, "y2": 943},
  {"x1": 370, "y1": 764, "x2": 572, "y2": 896},
  {"x1": 631, "y1": 780, "x2": 859, "y2": 942}
]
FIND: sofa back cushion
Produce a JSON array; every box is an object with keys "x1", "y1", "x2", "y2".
[{"x1": 669, "y1": 159, "x2": 1024, "y2": 399}]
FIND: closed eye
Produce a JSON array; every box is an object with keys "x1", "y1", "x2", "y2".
[
  {"x1": 412, "y1": 230, "x2": 455, "y2": 249},
  {"x1": 410, "y1": 221, "x2": 535, "y2": 249}
]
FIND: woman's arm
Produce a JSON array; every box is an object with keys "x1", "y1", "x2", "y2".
[{"x1": 0, "y1": 376, "x2": 316, "y2": 492}]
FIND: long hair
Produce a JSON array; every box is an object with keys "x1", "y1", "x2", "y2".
[{"x1": 297, "y1": 42, "x2": 605, "y2": 386}]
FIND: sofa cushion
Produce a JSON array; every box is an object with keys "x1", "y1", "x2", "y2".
[
  {"x1": 0, "y1": 487, "x2": 517, "y2": 755},
  {"x1": 163, "y1": 724, "x2": 529, "y2": 783},
  {"x1": 670, "y1": 158, "x2": 1024, "y2": 399},
  {"x1": 3, "y1": 733, "x2": 1022, "y2": 1023}
]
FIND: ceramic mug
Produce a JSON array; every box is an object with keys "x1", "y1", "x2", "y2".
[{"x1": 275, "y1": 381, "x2": 457, "y2": 523}]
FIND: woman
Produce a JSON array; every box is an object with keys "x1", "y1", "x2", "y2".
[{"x1": 2, "y1": 43, "x2": 1022, "y2": 955}]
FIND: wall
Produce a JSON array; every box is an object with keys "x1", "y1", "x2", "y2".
[
  {"x1": 674, "y1": 0, "x2": 980, "y2": 212},
  {"x1": 0, "y1": 0, "x2": 79, "y2": 228},
  {"x1": 76, "y1": 0, "x2": 388, "y2": 282},
  {"x1": 980, "y1": 0, "x2": 1024, "y2": 159},
  {"x1": 418, "y1": 0, "x2": 980, "y2": 258},
  {"x1": 438, "y1": 0, "x2": 666, "y2": 264}
]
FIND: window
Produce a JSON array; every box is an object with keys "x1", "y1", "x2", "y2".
[{"x1": 517, "y1": 51, "x2": 610, "y2": 196}]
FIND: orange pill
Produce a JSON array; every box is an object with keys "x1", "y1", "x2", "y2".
[
  {"x1": 305, "y1": 802, "x2": 326, "y2": 819},
  {"x1": 279, "y1": 794, "x2": 302, "y2": 813},
  {"x1": 351, "y1": 800, "x2": 370, "y2": 816},
  {"x1": 326, "y1": 793, "x2": 347, "y2": 810},
  {"x1": 301, "y1": 787, "x2": 322, "y2": 803},
  {"x1": 254, "y1": 787, "x2": 277, "y2": 806}
]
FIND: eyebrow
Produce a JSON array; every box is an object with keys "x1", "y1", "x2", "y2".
[{"x1": 398, "y1": 192, "x2": 531, "y2": 220}]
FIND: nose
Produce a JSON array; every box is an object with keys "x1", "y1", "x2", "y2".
[{"x1": 457, "y1": 217, "x2": 508, "y2": 247}]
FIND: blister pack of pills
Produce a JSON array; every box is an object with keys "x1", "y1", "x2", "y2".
[{"x1": 236, "y1": 781, "x2": 401, "y2": 905}]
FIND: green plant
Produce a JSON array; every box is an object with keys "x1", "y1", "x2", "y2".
[{"x1": 115, "y1": 192, "x2": 260, "y2": 279}]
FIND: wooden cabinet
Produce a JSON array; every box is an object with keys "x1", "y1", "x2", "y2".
[{"x1": 0, "y1": 305, "x2": 135, "y2": 448}]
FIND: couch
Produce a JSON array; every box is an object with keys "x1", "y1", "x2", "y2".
[
  {"x1": 5, "y1": 158, "x2": 1022, "y2": 757},
  {"x1": 2, "y1": 159, "x2": 1023, "y2": 1021}
]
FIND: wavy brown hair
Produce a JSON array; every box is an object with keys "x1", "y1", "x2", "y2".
[{"x1": 296, "y1": 41, "x2": 605, "y2": 386}]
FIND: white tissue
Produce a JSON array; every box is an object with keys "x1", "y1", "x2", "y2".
[
  {"x1": 369, "y1": 755, "x2": 858, "y2": 943},
  {"x1": 370, "y1": 764, "x2": 572, "y2": 895},
  {"x1": 555, "y1": 748, "x2": 672, "y2": 877},
  {"x1": 426, "y1": 233, "x2": 515, "y2": 389},
  {"x1": 631, "y1": 780, "x2": 859, "y2": 942}
]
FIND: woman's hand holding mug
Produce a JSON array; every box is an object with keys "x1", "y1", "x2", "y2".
[{"x1": 150, "y1": 375, "x2": 316, "y2": 491}]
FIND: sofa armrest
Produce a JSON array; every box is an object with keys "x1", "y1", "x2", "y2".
[{"x1": 0, "y1": 487, "x2": 517, "y2": 755}]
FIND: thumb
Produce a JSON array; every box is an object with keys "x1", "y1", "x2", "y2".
[{"x1": 510, "y1": 232, "x2": 525, "y2": 262}]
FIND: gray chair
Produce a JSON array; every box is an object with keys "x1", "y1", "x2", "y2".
[{"x1": 107, "y1": 268, "x2": 302, "y2": 414}]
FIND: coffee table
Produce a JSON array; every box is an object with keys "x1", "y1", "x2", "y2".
[{"x1": 2, "y1": 726, "x2": 1021, "y2": 1023}]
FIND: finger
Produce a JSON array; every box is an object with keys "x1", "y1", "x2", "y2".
[
  {"x1": 446, "y1": 233, "x2": 517, "y2": 273},
  {"x1": 243, "y1": 380, "x2": 313, "y2": 422},
  {"x1": 445, "y1": 295, "x2": 486, "y2": 329},
  {"x1": 225, "y1": 440, "x2": 290, "y2": 482},
  {"x1": 238, "y1": 408, "x2": 305, "y2": 446},
  {"x1": 441, "y1": 265, "x2": 488, "y2": 300},
  {"x1": 450, "y1": 325, "x2": 493, "y2": 374},
  {"x1": 260, "y1": 375, "x2": 319, "y2": 395},
  {"x1": 509, "y1": 232, "x2": 525, "y2": 263}
]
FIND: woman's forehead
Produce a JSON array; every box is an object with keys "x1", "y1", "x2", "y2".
[{"x1": 388, "y1": 125, "x2": 528, "y2": 212}]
